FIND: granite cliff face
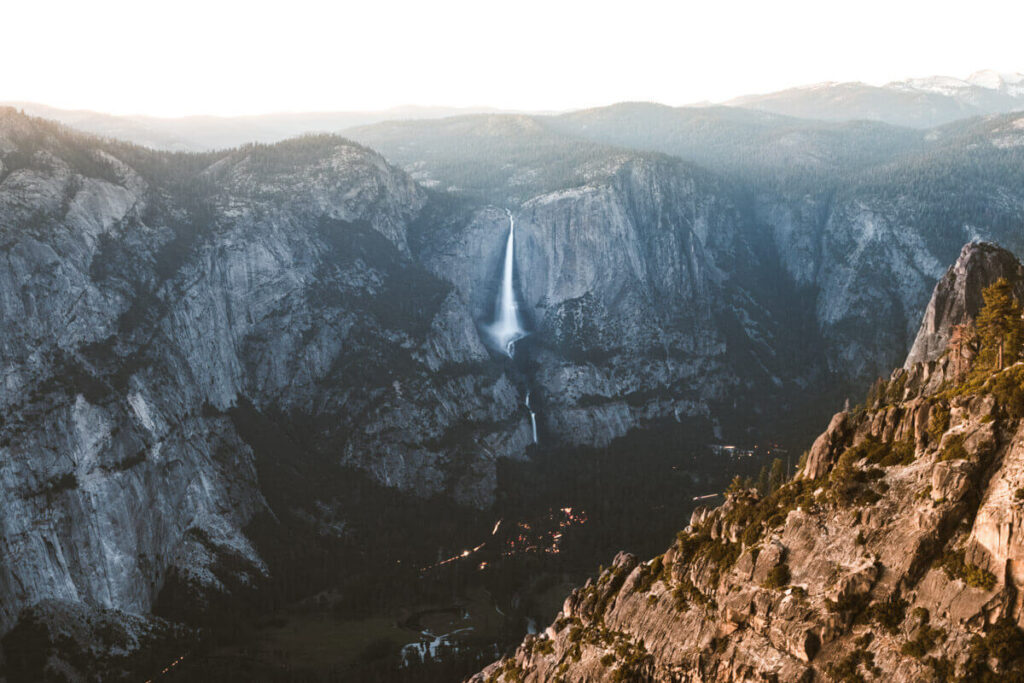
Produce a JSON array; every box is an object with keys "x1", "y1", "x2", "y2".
[
  {"x1": 0, "y1": 110, "x2": 533, "y2": 640},
  {"x1": 543, "y1": 106, "x2": 1024, "y2": 385},
  {"x1": 905, "y1": 242, "x2": 1024, "y2": 367},
  {"x1": 510, "y1": 157, "x2": 738, "y2": 445},
  {"x1": 414, "y1": 154, "x2": 812, "y2": 446},
  {"x1": 0, "y1": 107, "x2": 827, "y2": 656},
  {"x1": 353, "y1": 107, "x2": 1024, "y2": 397},
  {"x1": 474, "y1": 244, "x2": 1024, "y2": 682}
]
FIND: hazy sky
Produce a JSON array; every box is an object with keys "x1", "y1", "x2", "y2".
[{"x1": 8, "y1": 0, "x2": 1024, "y2": 117}]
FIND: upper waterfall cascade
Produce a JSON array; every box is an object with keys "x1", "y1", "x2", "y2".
[{"x1": 487, "y1": 210, "x2": 527, "y2": 356}]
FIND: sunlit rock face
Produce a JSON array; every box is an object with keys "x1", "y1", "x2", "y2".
[
  {"x1": 905, "y1": 241, "x2": 1024, "y2": 367},
  {"x1": 968, "y1": 418, "x2": 1024, "y2": 597}
]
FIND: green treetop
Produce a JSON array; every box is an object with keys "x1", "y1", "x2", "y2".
[{"x1": 975, "y1": 277, "x2": 1023, "y2": 372}]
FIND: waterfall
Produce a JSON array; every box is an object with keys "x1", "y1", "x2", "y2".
[
  {"x1": 487, "y1": 211, "x2": 537, "y2": 445},
  {"x1": 525, "y1": 391, "x2": 538, "y2": 444},
  {"x1": 488, "y1": 210, "x2": 527, "y2": 356}
]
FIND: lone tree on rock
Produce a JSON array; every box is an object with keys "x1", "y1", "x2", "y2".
[
  {"x1": 975, "y1": 277, "x2": 1023, "y2": 372},
  {"x1": 769, "y1": 458, "x2": 787, "y2": 494}
]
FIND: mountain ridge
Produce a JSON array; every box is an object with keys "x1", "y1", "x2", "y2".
[
  {"x1": 727, "y1": 70, "x2": 1024, "y2": 128},
  {"x1": 7, "y1": 68, "x2": 1024, "y2": 153}
]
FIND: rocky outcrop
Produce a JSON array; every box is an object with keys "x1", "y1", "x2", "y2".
[
  {"x1": 968, "y1": 418, "x2": 1024, "y2": 609},
  {"x1": 905, "y1": 241, "x2": 1024, "y2": 367},
  {"x1": 473, "y1": 360, "x2": 1024, "y2": 682},
  {"x1": 800, "y1": 410, "x2": 852, "y2": 480}
]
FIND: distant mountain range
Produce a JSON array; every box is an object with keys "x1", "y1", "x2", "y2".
[
  {"x1": 727, "y1": 69, "x2": 1024, "y2": 128},
  {"x1": 5, "y1": 70, "x2": 1023, "y2": 153},
  {"x1": 0, "y1": 102, "x2": 524, "y2": 151}
]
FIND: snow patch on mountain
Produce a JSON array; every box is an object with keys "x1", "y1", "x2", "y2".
[{"x1": 888, "y1": 70, "x2": 1024, "y2": 100}]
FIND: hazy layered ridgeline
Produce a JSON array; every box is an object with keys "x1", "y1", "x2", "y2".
[{"x1": 8, "y1": 69, "x2": 1024, "y2": 150}]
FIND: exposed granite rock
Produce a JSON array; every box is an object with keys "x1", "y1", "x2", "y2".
[
  {"x1": 472, "y1": 363, "x2": 1024, "y2": 681},
  {"x1": 931, "y1": 459, "x2": 974, "y2": 503},
  {"x1": 0, "y1": 111, "x2": 531, "y2": 640},
  {"x1": 968, "y1": 420, "x2": 1024, "y2": 602},
  {"x1": 800, "y1": 410, "x2": 851, "y2": 480},
  {"x1": 905, "y1": 241, "x2": 1024, "y2": 367},
  {"x1": 415, "y1": 154, "x2": 826, "y2": 446}
]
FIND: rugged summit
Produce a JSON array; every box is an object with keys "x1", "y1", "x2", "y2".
[
  {"x1": 905, "y1": 242, "x2": 1024, "y2": 367},
  {"x1": 473, "y1": 243, "x2": 1024, "y2": 682}
]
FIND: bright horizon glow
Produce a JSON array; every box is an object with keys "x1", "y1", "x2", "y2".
[{"x1": 5, "y1": 0, "x2": 1024, "y2": 118}]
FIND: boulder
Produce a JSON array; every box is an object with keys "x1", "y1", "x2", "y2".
[
  {"x1": 801, "y1": 411, "x2": 851, "y2": 480},
  {"x1": 931, "y1": 460, "x2": 974, "y2": 503}
]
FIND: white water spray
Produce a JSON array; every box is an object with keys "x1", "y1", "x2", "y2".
[
  {"x1": 525, "y1": 391, "x2": 538, "y2": 444},
  {"x1": 488, "y1": 210, "x2": 527, "y2": 356}
]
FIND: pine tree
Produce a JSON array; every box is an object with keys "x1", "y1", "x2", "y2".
[
  {"x1": 948, "y1": 323, "x2": 978, "y2": 379},
  {"x1": 726, "y1": 475, "x2": 753, "y2": 495},
  {"x1": 975, "y1": 278, "x2": 1023, "y2": 372},
  {"x1": 755, "y1": 464, "x2": 770, "y2": 496},
  {"x1": 769, "y1": 458, "x2": 787, "y2": 493},
  {"x1": 865, "y1": 377, "x2": 888, "y2": 408}
]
